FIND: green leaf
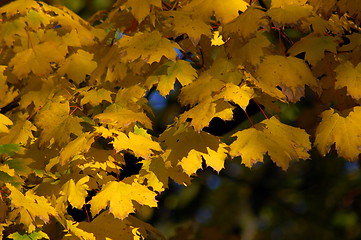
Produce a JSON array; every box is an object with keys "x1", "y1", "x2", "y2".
[{"x1": 8, "y1": 230, "x2": 49, "y2": 240}]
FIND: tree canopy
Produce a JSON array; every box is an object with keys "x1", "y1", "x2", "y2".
[{"x1": 1, "y1": 0, "x2": 361, "y2": 239}]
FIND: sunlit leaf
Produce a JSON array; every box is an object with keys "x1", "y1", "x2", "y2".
[
  {"x1": 229, "y1": 117, "x2": 311, "y2": 170},
  {"x1": 90, "y1": 180, "x2": 157, "y2": 220}
]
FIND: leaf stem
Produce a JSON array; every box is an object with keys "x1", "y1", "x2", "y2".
[
  {"x1": 243, "y1": 109, "x2": 255, "y2": 128},
  {"x1": 83, "y1": 205, "x2": 91, "y2": 222},
  {"x1": 254, "y1": 100, "x2": 269, "y2": 119}
]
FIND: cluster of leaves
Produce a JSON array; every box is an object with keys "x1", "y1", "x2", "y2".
[{"x1": 0, "y1": 0, "x2": 361, "y2": 239}]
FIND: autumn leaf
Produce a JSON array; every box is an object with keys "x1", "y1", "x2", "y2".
[
  {"x1": 0, "y1": 164, "x2": 23, "y2": 186},
  {"x1": 179, "y1": 72, "x2": 224, "y2": 106},
  {"x1": 121, "y1": 0, "x2": 162, "y2": 22},
  {"x1": 6, "y1": 184, "x2": 57, "y2": 232},
  {"x1": 0, "y1": 0, "x2": 42, "y2": 17},
  {"x1": 117, "y1": 31, "x2": 180, "y2": 64},
  {"x1": 0, "y1": 65, "x2": 18, "y2": 109},
  {"x1": 19, "y1": 78, "x2": 56, "y2": 109},
  {"x1": 163, "y1": 11, "x2": 212, "y2": 46},
  {"x1": 267, "y1": 4, "x2": 313, "y2": 25},
  {"x1": 78, "y1": 212, "x2": 143, "y2": 240},
  {"x1": 160, "y1": 124, "x2": 228, "y2": 175},
  {"x1": 339, "y1": 33, "x2": 361, "y2": 51},
  {"x1": 112, "y1": 131, "x2": 162, "y2": 159},
  {"x1": 36, "y1": 98, "x2": 83, "y2": 147},
  {"x1": 182, "y1": 0, "x2": 249, "y2": 24},
  {"x1": 178, "y1": 97, "x2": 233, "y2": 132},
  {"x1": 229, "y1": 117, "x2": 311, "y2": 170},
  {"x1": 94, "y1": 108, "x2": 152, "y2": 129},
  {"x1": 271, "y1": 0, "x2": 308, "y2": 8},
  {"x1": 0, "y1": 144, "x2": 21, "y2": 156},
  {"x1": 59, "y1": 132, "x2": 95, "y2": 165},
  {"x1": 255, "y1": 55, "x2": 318, "y2": 102},
  {"x1": 9, "y1": 41, "x2": 68, "y2": 78},
  {"x1": 139, "y1": 156, "x2": 191, "y2": 192},
  {"x1": 61, "y1": 176, "x2": 90, "y2": 209},
  {"x1": 90, "y1": 180, "x2": 157, "y2": 220},
  {"x1": 223, "y1": 8, "x2": 266, "y2": 39},
  {"x1": 146, "y1": 60, "x2": 197, "y2": 96},
  {"x1": 21, "y1": 9, "x2": 50, "y2": 30},
  {"x1": 214, "y1": 83, "x2": 255, "y2": 110},
  {"x1": 334, "y1": 61, "x2": 361, "y2": 99},
  {"x1": 315, "y1": 107, "x2": 361, "y2": 161},
  {"x1": 80, "y1": 88, "x2": 113, "y2": 106},
  {"x1": 64, "y1": 220, "x2": 95, "y2": 240},
  {"x1": 6, "y1": 158, "x2": 33, "y2": 177},
  {"x1": 288, "y1": 35, "x2": 339, "y2": 65},
  {"x1": 0, "y1": 114, "x2": 13, "y2": 134},
  {"x1": 114, "y1": 85, "x2": 146, "y2": 110},
  {"x1": 8, "y1": 230, "x2": 49, "y2": 240},
  {"x1": 58, "y1": 50, "x2": 97, "y2": 84},
  {"x1": 0, "y1": 120, "x2": 36, "y2": 145},
  {"x1": 0, "y1": 19, "x2": 27, "y2": 47},
  {"x1": 236, "y1": 33, "x2": 271, "y2": 65}
]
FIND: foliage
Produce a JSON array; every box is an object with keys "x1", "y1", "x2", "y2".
[{"x1": 0, "y1": 0, "x2": 361, "y2": 239}]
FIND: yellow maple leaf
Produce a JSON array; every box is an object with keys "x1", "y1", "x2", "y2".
[
  {"x1": 288, "y1": 35, "x2": 339, "y2": 66},
  {"x1": 117, "y1": 31, "x2": 180, "y2": 64},
  {"x1": 64, "y1": 220, "x2": 95, "y2": 240},
  {"x1": 6, "y1": 183, "x2": 57, "y2": 232},
  {"x1": 211, "y1": 31, "x2": 225, "y2": 46},
  {"x1": 47, "y1": 5, "x2": 99, "y2": 46},
  {"x1": 9, "y1": 41, "x2": 68, "y2": 78},
  {"x1": 215, "y1": 83, "x2": 255, "y2": 110},
  {"x1": 20, "y1": 77, "x2": 56, "y2": 109},
  {"x1": 178, "y1": 97, "x2": 233, "y2": 132},
  {"x1": 94, "y1": 108, "x2": 152, "y2": 129},
  {"x1": 267, "y1": 4, "x2": 313, "y2": 25},
  {"x1": 59, "y1": 132, "x2": 95, "y2": 165},
  {"x1": 229, "y1": 117, "x2": 311, "y2": 170},
  {"x1": 21, "y1": 9, "x2": 50, "y2": 30},
  {"x1": 236, "y1": 33, "x2": 271, "y2": 65},
  {"x1": 112, "y1": 131, "x2": 162, "y2": 159},
  {"x1": 182, "y1": 0, "x2": 249, "y2": 24},
  {"x1": 0, "y1": 114, "x2": 13, "y2": 134},
  {"x1": 36, "y1": 99, "x2": 83, "y2": 147},
  {"x1": 0, "y1": 164, "x2": 23, "y2": 186},
  {"x1": 61, "y1": 176, "x2": 90, "y2": 209},
  {"x1": 223, "y1": 8, "x2": 266, "y2": 39},
  {"x1": 140, "y1": 156, "x2": 191, "y2": 192},
  {"x1": 160, "y1": 125, "x2": 228, "y2": 175},
  {"x1": 339, "y1": 33, "x2": 361, "y2": 51},
  {"x1": 255, "y1": 55, "x2": 318, "y2": 102},
  {"x1": 0, "y1": 119, "x2": 36, "y2": 145},
  {"x1": 271, "y1": 0, "x2": 308, "y2": 8},
  {"x1": 315, "y1": 107, "x2": 361, "y2": 161},
  {"x1": 78, "y1": 212, "x2": 143, "y2": 240},
  {"x1": 334, "y1": 61, "x2": 361, "y2": 100},
  {"x1": 0, "y1": 66, "x2": 19, "y2": 109},
  {"x1": 207, "y1": 55, "x2": 243, "y2": 84},
  {"x1": 179, "y1": 72, "x2": 224, "y2": 106},
  {"x1": 0, "y1": 0, "x2": 42, "y2": 17},
  {"x1": 80, "y1": 88, "x2": 113, "y2": 106},
  {"x1": 90, "y1": 180, "x2": 157, "y2": 220},
  {"x1": 179, "y1": 143, "x2": 228, "y2": 175},
  {"x1": 0, "y1": 19, "x2": 27, "y2": 48},
  {"x1": 121, "y1": 0, "x2": 161, "y2": 22},
  {"x1": 114, "y1": 85, "x2": 146, "y2": 110},
  {"x1": 146, "y1": 60, "x2": 197, "y2": 96},
  {"x1": 58, "y1": 50, "x2": 97, "y2": 84},
  {"x1": 163, "y1": 11, "x2": 212, "y2": 46}
]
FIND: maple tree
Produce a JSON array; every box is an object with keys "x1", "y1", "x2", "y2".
[{"x1": 0, "y1": 0, "x2": 361, "y2": 239}]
